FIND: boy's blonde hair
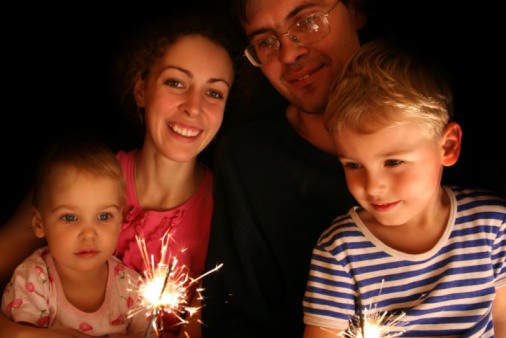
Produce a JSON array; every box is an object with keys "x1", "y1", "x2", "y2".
[
  {"x1": 32, "y1": 138, "x2": 126, "y2": 209},
  {"x1": 325, "y1": 39, "x2": 453, "y2": 142}
]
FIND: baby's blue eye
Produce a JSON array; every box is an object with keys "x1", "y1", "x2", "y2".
[
  {"x1": 62, "y1": 215, "x2": 77, "y2": 222},
  {"x1": 98, "y1": 213, "x2": 112, "y2": 221}
]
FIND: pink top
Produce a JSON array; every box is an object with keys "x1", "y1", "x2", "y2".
[
  {"x1": 114, "y1": 150, "x2": 213, "y2": 336},
  {"x1": 1, "y1": 247, "x2": 148, "y2": 336}
]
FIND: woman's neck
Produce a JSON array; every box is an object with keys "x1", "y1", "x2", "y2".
[{"x1": 133, "y1": 148, "x2": 205, "y2": 211}]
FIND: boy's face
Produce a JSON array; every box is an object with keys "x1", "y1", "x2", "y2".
[
  {"x1": 334, "y1": 120, "x2": 447, "y2": 227},
  {"x1": 32, "y1": 166, "x2": 123, "y2": 276},
  {"x1": 242, "y1": 0, "x2": 365, "y2": 114}
]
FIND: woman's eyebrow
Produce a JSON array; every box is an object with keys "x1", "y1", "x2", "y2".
[{"x1": 161, "y1": 65, "x2": 231, "y2": 88}]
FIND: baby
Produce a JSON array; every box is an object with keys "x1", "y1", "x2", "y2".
[{"x1": 1, "y1": 139, "x2": 152, "y2": 337}]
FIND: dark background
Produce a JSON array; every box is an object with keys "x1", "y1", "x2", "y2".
[{"x1": 2, "y1": 1, "x2": 504, "y2": 224}]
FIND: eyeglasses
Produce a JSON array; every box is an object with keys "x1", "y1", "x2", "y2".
[{"x1": 244, "y1": 0, "x2": 341, "y2": 67}]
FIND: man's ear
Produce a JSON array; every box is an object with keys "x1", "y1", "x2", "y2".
[
  {"x1": 133, "y1": 71, "x2": 146, "y2": 107},
  {"x1": 348, "y1": 0, "x2": 367, "y2": 30},
  {"x1": 31, "y1": 207, "x2": 45, "y2": 239},
  {"x1": 441, "y1": 122, "x2": 462, "y2": 167}
]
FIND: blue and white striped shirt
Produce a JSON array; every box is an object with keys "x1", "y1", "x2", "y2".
[{"x1": 303, "y1": 186, "x2": 506, "y2": 337}]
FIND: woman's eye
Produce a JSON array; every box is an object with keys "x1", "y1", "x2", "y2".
[
  {"x1": 385, "y1": 159, "x2": 403, "y2": 167},
  {"x1": 98, "y1": 213, "x2": 112, "y2": 221},
  {"x1": 62, "y1": 215, "x2": 77, "y2": 222},
  {"x1": 207, "y1": 90, "x2": 224, "y2": 100},
  {"x1": 165, "y1": 79, "x2": 184, "y2": 88}
]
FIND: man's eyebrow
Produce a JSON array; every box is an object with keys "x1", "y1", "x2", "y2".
[{"x1": 246, "y1": 2, "x2": 319, "y2": 41}]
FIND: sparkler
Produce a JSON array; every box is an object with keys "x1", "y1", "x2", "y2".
[
  {"x1": 128, "y1": 231, "x2": 222, "y2": 337},
  {"x1": 341, "y1": 280, "x2": 406, "y2": 338}
]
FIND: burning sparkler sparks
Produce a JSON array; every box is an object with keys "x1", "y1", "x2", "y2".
[
  {"x1": 128, "y1": 231, "x2": 222, "y2": 337},
  {"x1": 341, "y1": 280, "x2": 406, "y2": 338}
]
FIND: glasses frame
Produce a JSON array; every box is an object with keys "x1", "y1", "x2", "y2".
[{"x1": 244, "y1": 0, "x2": 341, "y2": 67}]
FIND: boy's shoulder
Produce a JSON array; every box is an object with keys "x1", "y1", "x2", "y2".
[
  {"x1": 317, "y1": 208, "x2": 358, "y2": 247},
  {"x1": 449, "y1": 185, "x2": 506, "y2": 207}
]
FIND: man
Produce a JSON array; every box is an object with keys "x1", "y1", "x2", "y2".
[{"x1": 202, "y1": 1, "x2": 367, "y2": 337}]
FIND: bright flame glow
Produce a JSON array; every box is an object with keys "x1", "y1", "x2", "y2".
[
  {"x1": 128, "y1": 231, "x2": 222, "y2": 337},
  {"x1": 342, "y1": 308, "x2": 406, "y2": 338},
  {"x1": 341, "y1": 280, "x2": 406, "y2": 338}
]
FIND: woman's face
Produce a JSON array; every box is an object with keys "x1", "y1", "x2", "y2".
[{"x1": 135, "y1": 34, "x2": 234, "y2": 163}]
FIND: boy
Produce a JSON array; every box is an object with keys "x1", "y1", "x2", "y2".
[{"x1": 303, "y1": 40, "x2": 506, "y2": 337}]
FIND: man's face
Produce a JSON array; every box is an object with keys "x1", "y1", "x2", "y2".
[{"x1": 242, "y1": 0, "x2": 365, "y2": 114}]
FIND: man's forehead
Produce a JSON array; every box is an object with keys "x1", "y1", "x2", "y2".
[{"x1": 243, "y1": 0, "x2": 327, "y2": 39}]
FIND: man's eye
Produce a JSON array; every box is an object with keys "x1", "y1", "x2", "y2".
[
  {"x1": 298, "y1": 16, "x2": 314, "y2": 27},
  {"x1": 257, "y1": 36, "x2": 277, "y2": 49},
  {"x1": 296, "y1": 15, "x2": 319, "y2": 32},
  {"x1": 62, "y1": 215, "x2": 77, "y2": 222}
]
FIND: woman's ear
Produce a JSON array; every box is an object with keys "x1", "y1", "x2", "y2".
[
  {"x1": 441, "y1": 122, "x2": 462, "y2": 167},
  {"x1": 133, "y1": 71, "x2": 146, "y2": 107},
  {"x1": 31, "y1": 207, "x2": 45, "y2": 239}
]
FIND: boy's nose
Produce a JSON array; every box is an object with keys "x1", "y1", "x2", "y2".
[{"x1": 364, "y1": 171, "x2": 387, "y2": 196}]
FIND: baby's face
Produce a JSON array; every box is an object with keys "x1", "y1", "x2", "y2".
[
  {"x1": 333, "y1": 120, "x2": 445, "y2": 227},
  {"x1": 34, "y1": 166, "x2": 123, "y2": 275}
]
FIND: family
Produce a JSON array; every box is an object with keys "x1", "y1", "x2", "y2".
[{"x1": 1, "y1": 1, "x2": 504, "y2": 337}]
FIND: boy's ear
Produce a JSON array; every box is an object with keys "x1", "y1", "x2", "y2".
[
  {"x1": 133, "y1": 71, "x2": 146, "y2": 107},
  {"x1": 441, "y1": 122, "x2": 462, "y2": 167},
  {"x1": 31, "y1": 207, "x2": 45, "y2": 239}
]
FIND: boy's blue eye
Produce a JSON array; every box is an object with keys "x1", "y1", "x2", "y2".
[
  {"x1": 385, "y1": 159, "x2": 403, "y2": 167},
  {"x1": 344, "y1": 163, "x2": 362, "y2": 169},
  {"x1": 62, "y1": 215, "x2": 77, "y2": 222}
]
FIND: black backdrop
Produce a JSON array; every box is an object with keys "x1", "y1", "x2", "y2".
[{"x1": 2, "y1": 1, "x2": 504, "y2": 224}]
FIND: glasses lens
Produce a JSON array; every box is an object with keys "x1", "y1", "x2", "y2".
[
  {"x1": 289, "y1": 13, "x2": 329, "y2": 46},
  {"x1": 246, "y1": 36, "x2": 280, "y2": 66}
]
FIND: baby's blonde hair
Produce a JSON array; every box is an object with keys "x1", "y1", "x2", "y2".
[
  {"x1": 325, "y1": 39, "x2": 453, "y2": 142},
  {"x1": 32, "y1": 138, "x2": 126, "y2": 210}
]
